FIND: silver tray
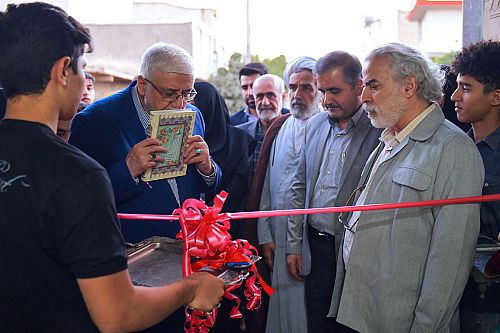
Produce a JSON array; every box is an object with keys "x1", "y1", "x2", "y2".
[
  {"x1": 127, "y1": 236, "x2": 184, "y2": 287},
  {"x1": 127, "y1": 236, "x2": 263, "y2": 287}
]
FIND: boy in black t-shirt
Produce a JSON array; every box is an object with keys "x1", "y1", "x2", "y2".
[{"x1": 0, "y1": 3, "x2": 224, "y2": 332}]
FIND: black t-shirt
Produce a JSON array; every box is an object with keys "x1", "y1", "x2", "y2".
[{"x1": 0, "y1": 119, "x2": 128, "y2": 332}]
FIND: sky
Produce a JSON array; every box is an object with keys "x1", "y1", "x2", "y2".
[{"x1": 216, "y1": 0, "x2": 417, "y2": 61}]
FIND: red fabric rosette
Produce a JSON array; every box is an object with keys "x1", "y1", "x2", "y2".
[{"x1": 174, "y1": 191, "x2": 274, "y2": 333}]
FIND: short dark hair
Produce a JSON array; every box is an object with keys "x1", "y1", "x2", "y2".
[
  {"x1": 85, "y1": 72, "x2": 95, "y2": 83},
  {"x1": 316, "y1": 51, "x2": 362, "y2": 87},
  {"x1": 0, "y1": 2, "x2": 92, "y2": 98},
  {"x1": 239, "y1": 62, "x2": 268, "y2": 80},
  {"x1": 452, "y1": 40, "x2": 500, "y2": 94}
]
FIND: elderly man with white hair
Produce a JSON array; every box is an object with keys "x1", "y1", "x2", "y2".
[
  {"x1": 329, "y1": 43, "x2": 484, "y2": 333},
  {"x1": 255, "y1": 57, "x2": 322, "y2": 333}
]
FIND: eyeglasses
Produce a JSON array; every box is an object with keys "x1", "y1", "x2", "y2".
[
  {"x1": 143, "y1": 77, "x2": 197, "y2": 102},
  {"x1": 337, "y1": 185, "x2": 366, "y2": 234}
]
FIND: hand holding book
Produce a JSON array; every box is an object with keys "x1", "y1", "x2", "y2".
[
  {"x1": 125, "y1": 137, "x2": 166, "y2": 178},
  {"x1": 183, "y1": 135, "x2": 213, "y2": 176}
]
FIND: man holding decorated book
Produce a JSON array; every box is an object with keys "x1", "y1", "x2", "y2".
[{"x1": 70, "y1": 42, "x2": 221, "y2": 243}]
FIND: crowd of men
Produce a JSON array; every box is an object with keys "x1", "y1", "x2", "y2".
[{"x1": 0, "y1": 2, "x2": 499, "y2": 333}]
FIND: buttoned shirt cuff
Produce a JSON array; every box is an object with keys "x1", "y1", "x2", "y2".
[{"x1": 197, "y1": 160, "x2": 217, "y2": 187}]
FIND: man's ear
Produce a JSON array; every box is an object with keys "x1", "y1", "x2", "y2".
[
  {"x1": 51, "y1": 56, "x2": 72, "y2": 87},
  {"x1": 354, "y1": 78, "x2": 363, "y2": 96},
  {"x1": 136, "y1": 75, "x2": 146, "y2": 96},
  {"x1": 402, "y1": 76, "x2": 418, "y2": 98},
  {"x1": 490, "y1": 88, "x2": 500, "y2": 107}
]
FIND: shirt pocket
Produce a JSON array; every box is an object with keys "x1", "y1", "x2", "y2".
[
  {"x1": 392, "y1": 166, "x2": 432, "y2": 191},
  {"x1": 483, "y1": 174, "x2": 500, "y2": 195}
]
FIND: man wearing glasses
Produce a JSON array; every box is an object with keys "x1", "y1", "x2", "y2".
[
  {"x1": 328, "y1": 43, "x2": 484, "y2": 332},
  {"x1": 286, "y1": 51, "x2": 381, "y2": 333},
  {"x1": 70, "y1": 42, "x2": 221, "y2": 244}
]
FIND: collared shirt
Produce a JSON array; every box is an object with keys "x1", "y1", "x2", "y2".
[
  {"x1": 380, "y1": 103, "x2": 435, "y2": 149},
  {"x1": 132, "y1": 85, "x2": 215, "y2": 206},
  {"x1": 469, "y1": 126, "x2": 500, "y2": 242},
  {"x1": 308, "y1": 108, "x2": 364, "y2": 236},
  {"x1": 343, "y1": 103, "x2": 436, "y2": 267}
]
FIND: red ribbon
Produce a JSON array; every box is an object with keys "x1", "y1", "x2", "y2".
[
  {"x1": 118, "y1": 193, "x2": 500, "y2": 222},
  {"x1": 116, "y1": 192, "x2": 500, "y2": 332},
  {"x1": 173, "y1": 191, "x2": 273, "y2": 332}
]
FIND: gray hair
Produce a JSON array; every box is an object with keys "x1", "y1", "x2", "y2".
[
  {"x1": 283, "y1": 56, "x2": 317, "y2": 87},
  {"x1": 365, "y1": 42, "x2": 445, "y2": 103},
  {"x1": 139, "y1": 42, "x2": 194, "y2": 78},
  {"x1": 254, "y1": 74, "x2": 285, "y2": 94}
]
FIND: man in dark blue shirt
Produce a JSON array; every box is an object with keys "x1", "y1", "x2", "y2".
[
  {"x1": 451, "y1": 40, "x2": 500, "y2": 243},
  {"x1": 452, "y1": 40, "x2": 500, "y2": 332}
]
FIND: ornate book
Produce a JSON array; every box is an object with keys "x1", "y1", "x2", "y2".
[{"x1": 142, "y1": 109, "x2": 196, "y2": 181}]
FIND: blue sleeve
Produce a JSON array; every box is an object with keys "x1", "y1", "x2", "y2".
[{"x1": 188, "y1": 104, "x2": 222, "y2": 191}]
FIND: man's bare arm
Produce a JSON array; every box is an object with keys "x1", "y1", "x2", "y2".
[{"x1": 78, "y1": 270, "x2": 224, "y2": 333}]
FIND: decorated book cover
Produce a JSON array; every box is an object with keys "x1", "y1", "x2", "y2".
[{"x1": 142, "y1": 109, "x2": 196, "y2": 181}]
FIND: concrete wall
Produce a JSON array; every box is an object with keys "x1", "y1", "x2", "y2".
[
  {"x1": 482, "y1": 0, "x2": 500, "y2": 41},
  {"x1": 92, "y1": 76, "x2": 131, "y2": 101},
  {"x1": 85, "y1": 23, "x2": 194, "y2": 76},
  {"x1": 398, "y1": 11, "x2": 419, "y2": 46},
  {"x1": 418, "y1": 9, "x2": 462, "y2": 56}
]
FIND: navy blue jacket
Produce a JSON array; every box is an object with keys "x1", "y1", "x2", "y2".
[{"x1": 69, "y1": 81, "x2": 221, "y2": 242}]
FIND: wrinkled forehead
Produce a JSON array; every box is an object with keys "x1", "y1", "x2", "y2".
[
  {"x1": 289, "y1": 70, "x2": 315, "y2": 85},
  {"x1": 253, "y1": 78, "x2": 279, "y2": 94},
  {"x1": 152, "y1": 71, "x2": 194, "y2": 90},
  {"x1": 362, "y1": 56, "x2": 392, "y2": 83}
]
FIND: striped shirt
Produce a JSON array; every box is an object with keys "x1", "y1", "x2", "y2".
[{"x1": 308, "y1": 108, "x2": 364, "y2": 235}]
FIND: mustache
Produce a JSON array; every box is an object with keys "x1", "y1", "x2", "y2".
[
  {"x1": 364, "y1": 104, "x2": 376, "y2": 113},
  {"x1": 258, "y1": 106, "x2": 276, "y2": 112},
  {"x1": 292, "y1": 100, "x2": 306, "y2": 108},
  {"x1": 246, "y1": 97, "x2": 256, "y2": 108},
  {"x1": 324, "y1": 104, "x2": 341, "y2": 111}
]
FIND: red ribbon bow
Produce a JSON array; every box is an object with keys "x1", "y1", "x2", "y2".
[{"x1": 174, "y1": 191, "x2": 274, "y2": 333}]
